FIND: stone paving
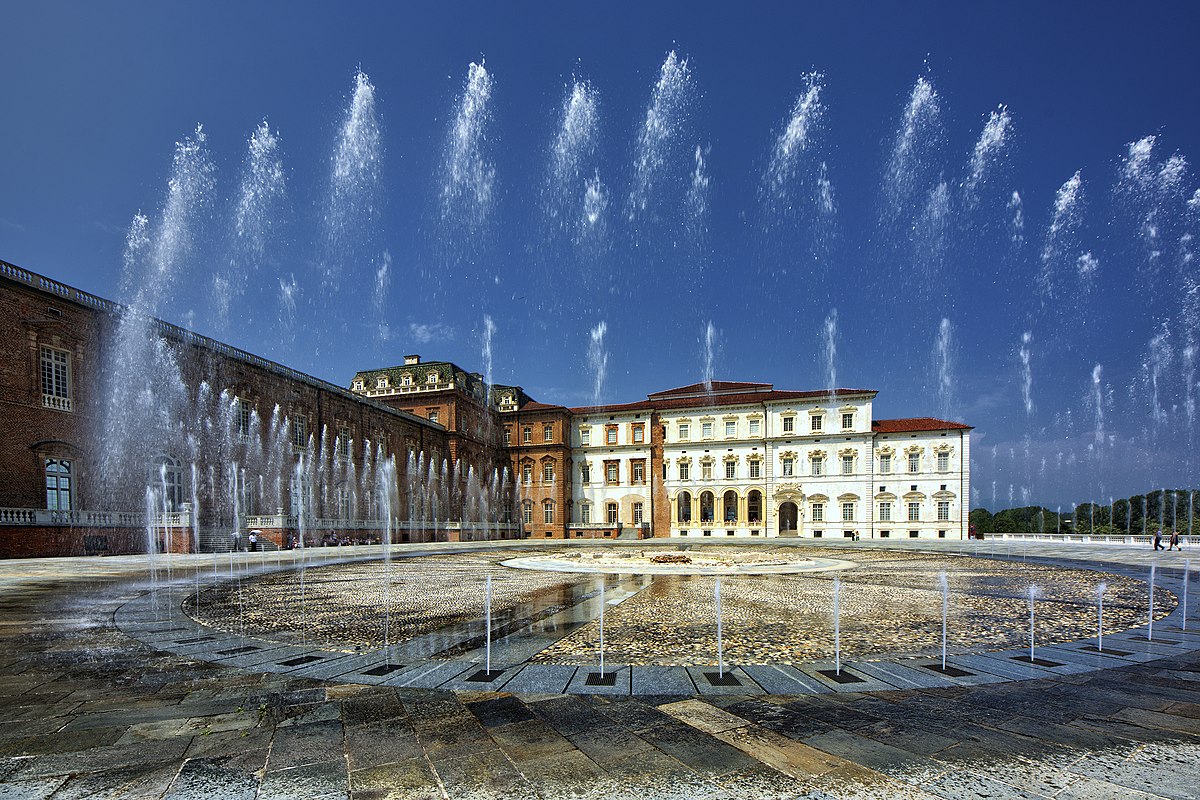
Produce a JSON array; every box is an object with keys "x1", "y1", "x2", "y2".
[{"x1": 0, "y1": 539, "x2": 1197, "y2": 798}]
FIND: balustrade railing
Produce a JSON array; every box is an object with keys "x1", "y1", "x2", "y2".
[{"x1": 0, "y1": 508, "x2": 191, "y2": 528}]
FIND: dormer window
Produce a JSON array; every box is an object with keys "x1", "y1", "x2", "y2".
[
  {"x1": 352, "y1": 379, "x2": 365, "y2": 392},
  {"x1": 376, "y1": 376, "x2": 389, "y2": 389},
  {"x1": 400, "y1": 373, "x2": 413, "y2": 386},
  {"x1": 427, "y1": 372, "x2": 439, "y2": 384}
]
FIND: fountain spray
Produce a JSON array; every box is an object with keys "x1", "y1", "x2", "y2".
[
  {"x1": 833, "y1": 575, "x2": 842, "y2": 675},
  {"x1": 938, "y1": 571, "x2": 949, "y2": 670},
  {"x1": 1096, "y1": 582, "x2": 1107, "y2": 651},
  {"x1": 715, "y1": 578, "x2": 724, "y2": 678},
  {"x1": 485, "y1": 574, "x2": 493, "y2": 675}
]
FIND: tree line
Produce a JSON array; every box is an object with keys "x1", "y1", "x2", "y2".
[{"x1": 971, "y1": 489, "x2": 1199, "y2": 535}]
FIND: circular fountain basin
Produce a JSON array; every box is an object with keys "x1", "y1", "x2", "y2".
[{"x1": 501, "y1": 549, "x2": 855, "y2": 575}]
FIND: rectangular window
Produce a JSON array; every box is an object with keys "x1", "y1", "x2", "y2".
[
  {"x1": 937, "y1": 451, "x2": 950, "y2": 472},
  {"x1": 908, "y1": 502, "x2": 921, "y2": 521},
  {"x1": 544, "y1": 503, "x2": 554, "y2": 524},
  {"x1": 633, "y1": 502, "x2": 644, "y2": 524},
  {"x1": 607, "y1": 503, "x2": 618, "y2": 525},
  {"x1": 581, "y1": 463, "x2": 591, "y2": 484},
  {"x1": 606, "y1": 425, "x2": 618, "y2": 445},
  {"x1": 938, "y1": 500, "x2": 951, "y2": 521},
  {"x1": 605, "y1": 462, "x2": 619, "y2": 484},
  {"x1": 522, "y1": 503, "x2": 533, "y2": 524},
  {"x1": 749, "y1": 419, "x2": 761, "y2": 436},
  {"x1": 812, "y1": 502, "x2": 824, "y2": 522},
  {"x1": 581, "y1": 504, "x2": 591, "y2": 524},
  {"x1": 679, "y1": 462, "x2": 690, "y2": 481},
  {"x1": 337, "y1": 427, "x2": 352, "y2": 460},
  {"x1": 702, "y1": 461, "x2": 713, "y2": 480},
  {"x1": 292, "y1": 414, "x2": 308, "y2": 449},
  {"x1": 237, "y1": 399, "x2": 253, "y2": 439},
  {"x1": 842, "y1": 412, "x2": 854, "y2": 430},
  {"x1": 842, "y1": 502, "x2": 854, "y2": 522},
  {"x1": 725, "y1": 461, "x2": 736, "y2": 479},
  {"x1": 841, "y1": 455, "x2": 854, "y2": 475},
  {"x1": 40, "y1": 346, "x2": 72, "y2": 412},
  {"x1": 632, "y1": 460, "x2": 645, "y2": 484},
  {"x1": 811, "y1": 415, "x2": 823, "y2": 432},
  {"x1": 749, "y1": 460, "x2": 761, "y2": 479},
  {"x1": 632, "y1": 424, "x2": 645, "y2": 444},
  {"x1": 543, "y1": 462, "x2": 554, "y2": 482},
  {"x1": 522, "y1": 464, "x2": 532, "y2": 483},
  {"x1": 908, "y1": 452, "x2": 920, "y2": 473},
  {"x1": 811, "y1": 456, "x2": 823, "y2": 476},
  {"x1": 879, "y1": 454, "x2": 892, "y2": 474},
  {"x1": 580, "y1": 427, "x2": 590, "y2": 445},
  {"x1": 543, "y1": 424, "x2": 553, "y2": 442},
  {"x1": 45, "y1": 458, "x2": 72, "y2": 511},
  {"x1": 782, "y1": 457, "x2": 794, "y2": 477},
  {"x1": 782, "y1": 416, "x2": 795, "y2": 433},
  {"x1": 428, "y1": 409, "x2": 439, "y2": 423},
  {"x1": 879, "y1": 501, "x2": 892, "y2": 521},
  {"x1": 503, "y1": 427, "x2": 512, "y2": 446},
  {"x1": 702, "y1": 421, "x2": 714, "y2": 439},
  {"x1": 678, "y1": 423, "x2": 689, "y2": 440},
  {"x1": 725, "y1": 420, "x2": 736, "y2": 438},
  {"x1": 523, "y1": 427, "x2": 532, "y2": 444}
]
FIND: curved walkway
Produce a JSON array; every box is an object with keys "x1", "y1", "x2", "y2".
[{"x1": 0, "y1": 540, "x2": 1196, "y2": 799}]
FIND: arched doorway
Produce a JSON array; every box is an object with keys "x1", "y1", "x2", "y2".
[
  {"x1": 700, "y1": 491, "x2": 715, "y2": 523},
  {"x1": 779, "y1": 501, "x2": 798, "y2": 534}
]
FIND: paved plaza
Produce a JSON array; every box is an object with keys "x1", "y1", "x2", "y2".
[{"x1": 0, "y1": 540, "x2": 1197, "y2": 798}]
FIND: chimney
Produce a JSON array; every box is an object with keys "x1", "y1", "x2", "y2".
[{"x1": 404, "y1": 354, "x2": 420, "y2": 365}]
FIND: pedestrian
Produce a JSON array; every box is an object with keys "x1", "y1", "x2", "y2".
[
  {"x1": 248, "y1": 531, "x2": 258, "y2": 552},
  {"x1": 1169, "y1": 530, "x2": 1181, "y2": 551},
  {"x1": 1154, "y1": 529, "x2": 1165, "y2": 551}
]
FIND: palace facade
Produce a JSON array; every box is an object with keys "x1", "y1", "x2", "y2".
[
  {"x1": 357, "y1": 365, "x2": 972, "y2": 542},
  {"x1": 0, "y1": 257, "x2": 971, "y2": 557}
]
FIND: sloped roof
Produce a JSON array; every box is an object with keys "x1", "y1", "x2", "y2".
[
  {"x1": 872, "y1": 418, "x2": 973, "y2": 433},
  {"x1": 570, "y1": 387, "x2": 877, "y2": 415},
  {"x1": 647, "y1": 380, "x2": 773, "y2": 398}
]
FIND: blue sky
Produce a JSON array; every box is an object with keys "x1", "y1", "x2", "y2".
[{"x1": 4, "y1": 2, "x2": 1200, "y2": 510}]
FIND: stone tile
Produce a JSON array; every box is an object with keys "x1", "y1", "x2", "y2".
[
  {"x1": 260, "y1": 760, "x2": 350, "y2": 800},
  {"x1": 430, "y1": 749, "x2": 535, "y2": 800},
  {"x1": 344, "y1": 722, "x2": 424, "y2": 771},
  {"x1": 161, "y1": 757, "x2": 260, "y2": 800},
  {"x1": 466, "y1": 695, "x2": 536, "y2": 729},
  {"x1": 349, "y1": 758, "x2": 440, "y2": 800},
  {"x1": 658, "y1": 699, "x2": 749, "y2": 735},
  {"x1": 487, "y1": 718, "x2": 576, "y2": 761},
  {"x1": 528, "y1": 695, "x2": 613, "y2": 737},
  {"x1": 564, "y1": 724, "x2": 655, "y2": 765},
  {"x1": 265, "y1": 720, "x2": 345, "y2": 771},
  {"x1": 37, "y1": 762, "x2": 179, "y2": 799},
  {"x1": 638, "y1": 720, "x2": 760, "y2": 777},
  {"x1": 0, "y1": 777, "x2": 66, "y2": 799}
]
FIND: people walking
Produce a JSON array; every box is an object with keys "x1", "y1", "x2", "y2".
[
  {"x1": 1154, "y1": 529, "x2": 1165, "y2": 551},
  {"x1": 1169, "y1": 530, "x2": 1181, "y2": 551}
]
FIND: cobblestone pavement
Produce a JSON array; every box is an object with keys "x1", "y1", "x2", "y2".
[{"x1": 0, "y1": 540, "x2": 1197, "y2": 799}]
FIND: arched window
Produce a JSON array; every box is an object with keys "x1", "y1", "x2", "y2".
[
  {"x1": 723, "y1": 490, "x2": 738, "y2": 523},
  {"x1": 678, "y1": 492, "x2": 692, "y2": 523},
  {"x1": 748, "y1": 490, "x2": 763, "y2": 524},
  {"x1": 151, "y1": 455, "x2": 184, "y2": 511},
  {"x1": 45, "y1": 459, "x2": 72, "y2": 511},
  {"x1": 700, "y1": 491, "x2": 715, "y2": 523}
]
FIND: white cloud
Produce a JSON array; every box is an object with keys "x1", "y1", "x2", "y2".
[{"x1": 407, "y1": 322, "x2": 454, "y2": 344}]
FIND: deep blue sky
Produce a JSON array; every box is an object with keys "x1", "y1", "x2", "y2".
[{"x1": 4, "y1": 2, "x2": 1200, "y2": 510}]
